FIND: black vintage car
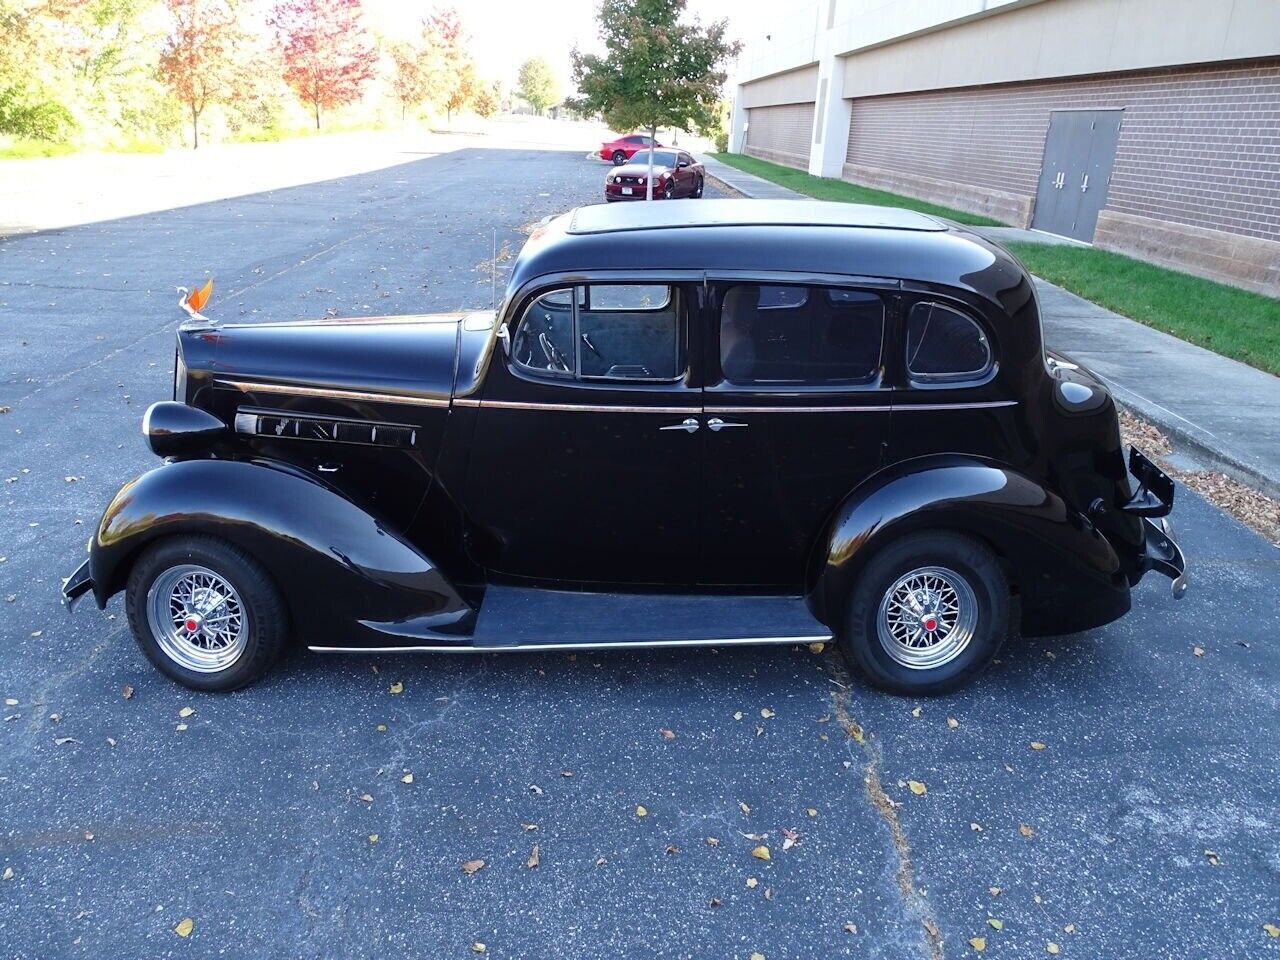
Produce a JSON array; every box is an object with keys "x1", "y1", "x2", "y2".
[{"x1": 62, "y1": 200, "x2": 1186, "y2": 693}]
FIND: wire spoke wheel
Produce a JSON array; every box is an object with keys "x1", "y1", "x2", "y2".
[
  {"x1": 146, "y1": 564, "x2": 247, "y2": 673},
  {"x1": 876, "y1": 565, "x2": 978, "y2": 670}
]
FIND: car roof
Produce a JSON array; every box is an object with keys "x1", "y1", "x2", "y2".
[{"x1": 567, "y1": 199, "x2": 945, "y2": 236}]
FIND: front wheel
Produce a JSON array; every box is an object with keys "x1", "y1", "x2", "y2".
[
  {"x1": 692, "y1": 176, "x2": 704, "y2": 198},
  {"x1": 841, "y1": 532, "x2": 1009, "y2": 695},
  {"x1": 126, "y1": 535, "x2": 288, "y2": 691},
  {"x1": 663, "y1": 180, "x2": 675, "y2": 200}
]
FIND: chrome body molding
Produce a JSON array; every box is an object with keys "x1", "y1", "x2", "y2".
[
  {"x1": 309, "y1": 634, "x2": 832, "y2": 654},
  {"x1": 457, "y1": 398, "x2": 700, "y2": 415},
  {"x1": 455, "y1": 400, "x2": 1015, "y2": 415},
  {"x1": 892, "y1": 399, "x2": 1018, "y2": 411},
  {"x1": 217, "y1": 379, "x2": 450, "y2": 408}
]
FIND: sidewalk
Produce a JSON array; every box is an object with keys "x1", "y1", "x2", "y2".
[{"x1": 698, "y1": 154, "x2": 1280, "y2": 497}]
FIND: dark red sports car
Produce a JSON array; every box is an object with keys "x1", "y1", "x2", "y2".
[
  {"x1": 604, "y1": 150, "x2": 705, "y2": 202},
  {"x1": 598, "y1": 133, "x2": 664, "y2": 164}
]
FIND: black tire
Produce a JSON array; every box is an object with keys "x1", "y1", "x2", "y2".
[
  {"x1": 611, "y1": 150, "x2": 626, "y2": 165},
  {"x1": 126, "y1": 535, "x2": 289, "y2": 692},
  {"x1": 663, "y1": 180, "x2": 675, "y2": 200},
  {"x1": 693, "y1": 176, "x2": 704, "y2": 198},
  {"x1": 841, "y1": 531, "x2": 1009, "y2": 695}
]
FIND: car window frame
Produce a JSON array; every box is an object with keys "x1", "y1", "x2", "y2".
[
  {"x1": 903, "y1": 299, "x2": 996, "y2": 387},
  {"x1": 508, "y1": 281, "x2": 687, "y2": 385}
]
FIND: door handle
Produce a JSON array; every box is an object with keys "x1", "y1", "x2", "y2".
[
  {"x1": 660, "y1": 417, "x2": 700, "y2": 433},
  {"x1": 707, "y1": 418, "x2": 747, "y2": 432}
]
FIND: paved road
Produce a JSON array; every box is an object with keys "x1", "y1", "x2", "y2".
[{"x1": 1, "y1": 140, "x2": 1278, "y2": 960}]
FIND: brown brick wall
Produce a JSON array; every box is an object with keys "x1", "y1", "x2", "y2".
[
  {"x1": 746, "y1": 102, "x2": 815, "y2": 170},
  {"x1": 844, "y1": 59, "x2": 1280, "y2": 244}
]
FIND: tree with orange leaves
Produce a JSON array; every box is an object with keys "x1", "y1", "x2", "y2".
[
  {"x1": 157, "y1": 0, "x2": 251, "y2": 148},
  {"x1": 269, "y1": 0, "x2": 377, "y2": 130}
]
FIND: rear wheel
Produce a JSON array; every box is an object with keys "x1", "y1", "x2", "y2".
[
  {"x1": 611, "y1": 150, "x2": 626, "y2": 165},
  {"x1": 126, "y1": 536, "x2": 288, "y2": 691},
  {"x1": 692, "y1": 176, "x2": 704, "y2": 198},
  {"x1": 841, "y1": 532, "x2": 1008, "y2": 694},
  {"x1": 663, "y1": 180, "x2": 675, "y2": 200}
]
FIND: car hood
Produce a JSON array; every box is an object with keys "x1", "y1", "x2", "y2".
[{"x1": 195, "y1": 312, "x2": 472, "y2": 404}]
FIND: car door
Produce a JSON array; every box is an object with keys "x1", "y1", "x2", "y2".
[
  {"x1": 463, "y1": 279, "x2": 705, "y2": 586},
  {"x1": 700, "y1": 278, "x2": 893, "y2": 588},
  {"x1": 675, "y1": 152, "x2": 695, "y2": 195}
]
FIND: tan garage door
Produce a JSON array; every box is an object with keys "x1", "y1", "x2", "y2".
[{"x1": 745, "y1": 103, "x2": 814, "y2": 170}]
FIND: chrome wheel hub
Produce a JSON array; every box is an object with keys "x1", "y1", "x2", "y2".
[
  {"x1": 876, "y1": 565, "x2": 978, "y2": 670},
  {"x1": 146, "y1": 564, "x2": 247, "y2": 673}
]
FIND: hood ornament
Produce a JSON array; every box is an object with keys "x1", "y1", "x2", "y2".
[{"x1": 177, "y1": 278, "x2": 214, "y2": 326}]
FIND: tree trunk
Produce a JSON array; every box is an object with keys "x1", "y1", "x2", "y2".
[
  {"x1": 314, "y1": 100, "x2": 321, "y2": 130},
  {"x1": 191, "y1": 103, "x2": 199, "y2": 150},
  {"x1": 646, "y1": 124, "x2": 657, "y2": 201}
]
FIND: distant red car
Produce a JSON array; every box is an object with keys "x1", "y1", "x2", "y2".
[
  {"x1": 599, "y1": 133, "x2": 665, "y2": 165},
  {"x1": 604, "y1": 150, "x2": 705, "y2": 202}
]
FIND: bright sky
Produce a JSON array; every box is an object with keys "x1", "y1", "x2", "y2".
[{"x1": 363, "y1": 0, "x2": 776, "y2": 95}]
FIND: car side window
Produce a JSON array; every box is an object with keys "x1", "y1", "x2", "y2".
[
  {"x1": 905, "y1": 302, "x2": 992, "y2": 382},
  {"x1": 720, "y1": 284, "x2": 884, "y2": 385},
  {"x1": 511, "y1": 284, "x2": 681, "y2": 382},
  {"x1": 678, "y1": 152, "x2": 692, "y2": 166}
]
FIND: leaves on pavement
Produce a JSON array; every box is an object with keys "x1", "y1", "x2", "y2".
[
  {"x1": 462, "y1": 859, "x2": 485, "y2": 875},
  {"x1": 174, "y1": 918, "x2": 194, "y2": 938}
]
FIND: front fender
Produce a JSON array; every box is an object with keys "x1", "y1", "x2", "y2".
[
  {"x1": 89, "y1": 458, "x2": 472, "y2": 644},
  {"x1": 811, "y1": 454, "x2": 1125, "y2": 631}
]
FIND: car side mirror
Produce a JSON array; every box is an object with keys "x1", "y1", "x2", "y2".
[{"x1": 678, "y1": 160, "x2": 689, "y2": 168}]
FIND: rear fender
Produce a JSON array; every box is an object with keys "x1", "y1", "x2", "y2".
[
  {"x1": 810, "y1": 454, "x2": 1123, "y2": 629},
  {"x1": 89, "y1": 458, "x2": 472, "y2": 644}
]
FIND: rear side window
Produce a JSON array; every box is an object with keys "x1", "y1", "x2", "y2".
[
  {"x1": 906, "y1": 302, "x2": 992, "y2": 382},
  {"x1": 719, "y1": 284, "x2": 884, "y2": 385}
]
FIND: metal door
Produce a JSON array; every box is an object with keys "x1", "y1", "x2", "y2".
[{"x1": 1032, "y1": 109, "x2": 1122, "y2": 242}]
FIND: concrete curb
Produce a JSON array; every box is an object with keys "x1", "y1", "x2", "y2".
[{"x1": 702, "y1": 170, "x2": 746, "y2": 198}]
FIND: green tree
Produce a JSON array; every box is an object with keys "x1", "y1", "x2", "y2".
[
  {"x1": 569, "y1": 0, "x2": 738, "y2": 198},
  {"x1": 516, "y1": 56, "x2": 558, "y2": 115}
]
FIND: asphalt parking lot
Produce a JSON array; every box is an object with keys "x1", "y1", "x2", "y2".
[{"x1": 1, "y1": 138, "x2": 1278, "y2": 960}]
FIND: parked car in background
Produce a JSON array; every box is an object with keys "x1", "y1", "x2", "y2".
[
  {"x1": 604, "y1": 150, "x2": 704, "y2": 201},
  {"x1": 63, "y1": 200, "x2": 1186, "y2": 694},
  {"x1": 599, "y1": 133, "x2": 664, "y2": 164}
]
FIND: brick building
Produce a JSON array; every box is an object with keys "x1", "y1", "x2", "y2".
[{"x1": 729, "y1": 0, "x2": 1280, "y2": 295}]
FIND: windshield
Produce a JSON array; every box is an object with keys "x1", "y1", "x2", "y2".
[{"x1": 628, "y1": 150, "x2": 678, "y2": 167}]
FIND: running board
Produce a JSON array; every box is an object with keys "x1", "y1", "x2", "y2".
[{"x1": 310, "y1": 586, "x2": 831, "y2": 653}]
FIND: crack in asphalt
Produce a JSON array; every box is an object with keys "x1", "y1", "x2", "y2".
[{"x1": 827, "y1": 656, "x2": 945, "y2": 960}]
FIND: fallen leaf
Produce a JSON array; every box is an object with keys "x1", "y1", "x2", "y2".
[
  {"x1": 401, "y1": 773, "x2": 414, "y2": 784},
  {"x1": 106, "y1": 737, "x2": 117, "y2": 748},
  {"x1": 733, "y1": 711, "x2": 743, "y2": 721},
  {"x1": 376, "y1": 724, "x2": 387, "y2": 732},
  {"x1": 843, "y1": 922, "x2": 857, "y2": 934},
  {"x1": 595, "y1": 856, "x2": 607, "y2": 866},
  {"x1": 174, "y1": 918, "x2": 194, "y2": 938},
  {"x1": 462, "y1": 859, "x2": 485, "y2": 875},
  {"x1": 739, "y1": 801, "x2": 751, "y2": 815},
  {"x1": 911, "y1": 706, "x2": 922, "y2": 718},
  {"x1": 1019, "y1": 824, "x2": 1035, "y2": 837},
  {"x1": 755, "y1": 725, "x2": 764, "y2": 736},
  {"x1": 1264, "y1": 923, "x2": 1280, "y2": 938},
  {"x1": 1047, "y1": 944, "x2": 1060, "y2": 955},
  {"x1": 635, "y1": 805, "x2": 647, "y2": 817},
  {"x1": 751, "y1": 953, "x2": 765, "y2": 960},
  {"x1": 760, "y1": 708, "x2": 775, "y2": 719},
  {"x1": 989, "y1": 886, "x2": 1001, "y2": 896},
  {"x1": 746, "y1": 877, "x2": 758, "y2": 888},
  {"x1": 472, "y1": 943, "x2": 486, "y2": 954},
  {"x1": 970, "y1": 823, "x2": 983, "y2": 832},
  {"x1": 2, "y1": 867, "x2": 12, "y2": 880},
  {"x1": 1193, "y1": 646, "x2": 1205, "y2": 657},
  {"x1": 521, "y1": 823, "x2": 538, "y2": 832},
  {"x1": 359, "y1": 793, "x2": 373, "y2": 803},
  {"x1": 1205, "y1": 849, "x2": 1221, "y2": 866},
  {"x1": 1030, "y1": 741, "x2": 1046, "y2": 750},
  {"x1": 808, "y1": 641, "x2": 825, "y2": 654},
  {"x1": 30, "y1": 630, "x2": 42, "y2": 638},
  {"x1": 751, "y1": 845, "x2": 771, "y2": 861},
  {"x1": 988, "y1": 918, "x2": 1003, "y2": 930},
  {"x1": 527, "y1": 844, "x2": 539, "y2": 868},
  {"x1": 665, "y1": 844, "x2": 678, "y2": 855},
  {"x1": 908, "y1": 780, "x2": 927, "y2": 796},
  {"x1": 560, "y1": 770, "x2": 573, "y2": 778},
  {"x1": 368, "y1": 834, "x2": 378, "y2": 843},
  {"x1": 122, "y1": 686, "x2": 133, "y2": 700},
  {"x1": 1064, "y1": 924, "x2": 1075, "y2": 934},
  {"x1": 389, "y1": 681, "x2": 404, "y2": 694},
  {"x1": 54, "y1": 737, "x2": 78, "y2": 746},
  {"x1": 659, "y1": 728, "x2": 675, "y2": 740},
  {"x1": 706, "y1": 837, "x2": 720, "y2": 846},
  {"x1": 178, "y1": 706, "x2": 194, "y2": 718},
  {"x1": 763, "y1": 886, "x2": 773, "y2": 900},
  {"x1": 529, "y1": 784, "x2": 543, "y2": 795},
  {"x1": 3, "y1": 698, "x2": 16, "y2": 706},
  {"x1": 969, "y1": 936, "x2": 987, "y2": 952},
  {"x1": 175, "y1": 723, "x2": 187, "y2": 732},
  {"x1": 709, "y1": 896, "x2": 722, "y2": 908},
  {"x1": 947, "y1": 717, "x2": 959, "y2": 729},
  {"x1": 806, "y1": 808, "x2": 818, "y2": 817}
]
